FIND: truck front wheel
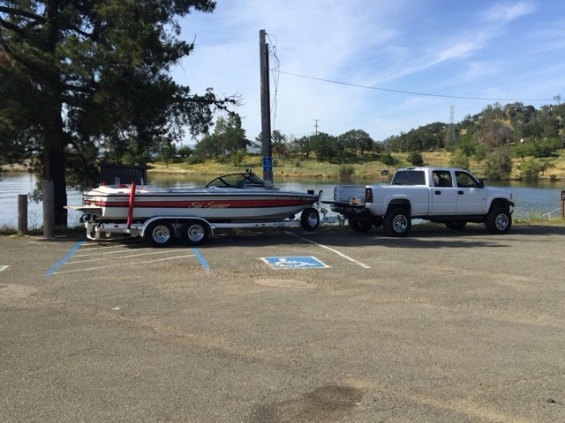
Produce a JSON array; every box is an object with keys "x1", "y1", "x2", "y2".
[
  {"x1": 485, "y1": 207, "x2": 512, "y2": 234},
  {"x1": 384, "y1": 208, "x2": 411, "y2": 237}
]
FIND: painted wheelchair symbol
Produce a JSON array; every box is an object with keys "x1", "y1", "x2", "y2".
[{"x1": 263, "y1": 256, "x2": 328, "y2": 269}]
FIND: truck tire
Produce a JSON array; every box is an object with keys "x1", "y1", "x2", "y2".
[
  {"x1": 445, "y1": 220, "x2": 467, "y2": 230},
  {"x1": 348, "y1": 218, "x2": 373, "y2": 233},
  {"x1": 145, "y1": 221, "x2": 176, "y2": 247},
  {"x1": 181, "y1": 220, "x2": 209, "y2": 246},
  {"x1": 300, "y1": 207, "x2": 320, "y2": 231},
  {"x1": 383, "y1": 208, "x2": 411, "y2": 237},
  {"x1": 485, "y1": 207, "x2": 512, "y2": 234}
]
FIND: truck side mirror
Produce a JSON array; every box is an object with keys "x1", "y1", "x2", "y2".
[{"x1": 477, "y1": 179, "x2": 484, "y2": 188}]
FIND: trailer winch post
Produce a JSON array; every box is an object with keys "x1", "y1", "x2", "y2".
[{"x1": 127, "y1": 182, "x2": 136, "y2": 228}]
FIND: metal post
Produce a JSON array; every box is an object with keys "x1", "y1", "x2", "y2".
[{"x1": 17, "y1": 194, "x2": 28, "y2": 234}]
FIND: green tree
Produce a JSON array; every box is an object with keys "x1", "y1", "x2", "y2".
[
  {"x1": 339, "y1": 129, "x2": 374, "y2": 156},
  {"x1": 518, "y1": 158, "x2": 543, "y2": 180},
  {"x1": 0, "y1": 0, "x2": 234, "y2": 227},
  {"x1": 449, "y1": 149, "x2": 470, "y2": 170},
  {"x1": 407, "y1": 151, "x2": 424, "y2": 166},
  {"x1": 484, "y1": 147, "x2": 513, "y2": 180},
  {"x1": 271, "y1": 130, "x2": 288, "y2": 157},
  {"x1": 380, "y1": 153, "x2": 396, "y2": 166},
  {"x1": 195, "y1": 114, "x2": 248, "y2": 161},
  {"x1": 310, "y1": 132, "x2": 342, "y2": 162},
  {"x1": 295, "y1": 135, "x2": 314, "y2": 159}
]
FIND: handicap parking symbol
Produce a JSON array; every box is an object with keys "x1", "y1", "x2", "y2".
[
  {"x1": 263, "y1": 156, "x2": 272, "y2": 172},
  {"x1": 262, "y1": 256, "x2": 328, "y2": 269}
]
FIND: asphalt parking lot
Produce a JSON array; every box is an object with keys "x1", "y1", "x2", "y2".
[{"x1": 1, "y1": 223, "x2": 564, "y2": 422}]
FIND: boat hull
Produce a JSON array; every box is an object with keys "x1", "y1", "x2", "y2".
[{"x1": 82, "y1": 185, "x2": 319, "y2": 222}]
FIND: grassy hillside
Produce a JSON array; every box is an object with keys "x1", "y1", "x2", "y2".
[{"x1": 149, "y1": 149, "x2": 565, "y2": 181}]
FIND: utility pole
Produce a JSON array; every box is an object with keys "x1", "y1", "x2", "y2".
[
  {"x1": 259, "y1": 29, "x2": 273, "y2": 182},
  {"x1": 314, "y1": 119, "x2": 320, "y2": 135},
  {"x1": 445, "y1": 105, "x2": 455, "y2": 148}
]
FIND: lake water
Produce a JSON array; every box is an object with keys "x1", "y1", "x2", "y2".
[{"x1": 1, "y1": 171, "x2": 564, "y2": 229}]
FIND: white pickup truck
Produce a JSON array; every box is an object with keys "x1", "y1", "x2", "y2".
[{"x1": 325, "y1": 167, "x2": 514, "y2": 237}]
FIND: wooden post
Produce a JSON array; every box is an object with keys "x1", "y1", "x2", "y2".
[
  {"x1": 259, "y1": 29, "x2": 273, "y2": 183},
  {"x1": 17, "y1": 194, "x2": 28, "y2": 235},
  {"x1": 42, "y1": 179, "x2": 55, "y2": 238}
]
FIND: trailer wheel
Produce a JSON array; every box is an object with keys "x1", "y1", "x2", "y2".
[
  {"x1": 485, "y1": 207, "x2": 512, "y2": 234},
  {"x1": 348, "y1": 218, "x2": 373, "y2": 233},
  {"x1": 300, "y1": 207, "x2": 320, "y2": 231},
  {"x1": 383, "y1": 208, "x2": 411, "y2": 237},
  {"x1": 181, "y1": 220, "x2": 209, "y2": 246},
  {"x1": 145, "y1": 221, "x2": 175, "y2": 247}
]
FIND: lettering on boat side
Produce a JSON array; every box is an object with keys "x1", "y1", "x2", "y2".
[{"x1": 187, "y1": 202, "x2": 231, "y2": 209}]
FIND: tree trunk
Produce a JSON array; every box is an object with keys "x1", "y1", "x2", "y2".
[{"x1": 44, "y1": 146, "x2": 68, "y2": 228}]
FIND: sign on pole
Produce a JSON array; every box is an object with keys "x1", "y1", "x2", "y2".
[{"x1": 263, "y1": 157, "x2": 272, "y2": 173}]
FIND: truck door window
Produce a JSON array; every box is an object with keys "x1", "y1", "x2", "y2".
[
  {"x1": 433, "y1": 171, "x2": 452, "y2": 187},
  {"x1": 455, "y1": 171, "x2": 478, "y2": 188}
]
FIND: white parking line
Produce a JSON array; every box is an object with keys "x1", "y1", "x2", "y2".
[
  {"x1": 51, "y1": 254, "x2": 195, "y2": 275},
  {"x1": 65, "y1": 249, "x2": 181, "y2": 265},
  {"x1": 285, "y1": 231, "x2": 371, "y2": 269}
]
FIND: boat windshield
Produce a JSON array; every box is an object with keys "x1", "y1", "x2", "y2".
[{"x1": 206, "y1": 172, "x2": 266, "y2": 188}]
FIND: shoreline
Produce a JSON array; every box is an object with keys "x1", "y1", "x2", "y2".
[{"x1": 3, "y1": 161, "x2": 564, "y2": 182}]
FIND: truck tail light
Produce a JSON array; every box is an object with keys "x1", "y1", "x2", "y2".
[{"x1": 365, "y1": 187, "x2": 373, "y2": 203}]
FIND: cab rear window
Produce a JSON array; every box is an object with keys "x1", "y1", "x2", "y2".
[{"x1": 391, "y1": 171, "x2": 426, "y2": 185}]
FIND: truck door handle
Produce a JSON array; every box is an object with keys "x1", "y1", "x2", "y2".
[
  {"x1": 434, "y1": 191, "x2": 442, "y2": 195},
  {"x1": 458, "y1": 191, "x2": 464, "y2": 195}
]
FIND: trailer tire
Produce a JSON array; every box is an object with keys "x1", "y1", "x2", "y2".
[
  {"x1": 300, "y1": 207, "x2": 320, "y2": 231},
  {"x1": 383, "y1": 208, "x2": 411, "y2": 237},
  {"x1": 181, "y1": 220, "x2": 209, "y2": 246},
  {"x1": 145, "y1": 221, "x2": 176, "y2": 247}
]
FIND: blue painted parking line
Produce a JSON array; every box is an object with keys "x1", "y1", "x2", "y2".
[
  {"x1": 262, "y1": 256, "x2": 328, "y2": 269},
  {"x1": 191, "y1": 247, "x2": 211, "y2": 274},
  {"x1": 45, "y1": 241, "x2": 84, "y2": 277}
]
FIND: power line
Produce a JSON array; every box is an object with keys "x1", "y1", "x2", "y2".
[{"x1": 278, "y1": 70, "x2": 555, "y2": 103}]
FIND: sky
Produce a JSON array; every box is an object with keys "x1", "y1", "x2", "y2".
[{"x1": 172, "y1": 0, "x2": 565, "y2": 145}]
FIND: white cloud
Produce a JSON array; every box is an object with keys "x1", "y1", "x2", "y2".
[{"x1": 481, "y1": 1, "x2": 538, "y2": 24}]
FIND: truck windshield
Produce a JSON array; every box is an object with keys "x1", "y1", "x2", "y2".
[{"x1": 392, "y1": 170, "x2": 426, "y2": 185}]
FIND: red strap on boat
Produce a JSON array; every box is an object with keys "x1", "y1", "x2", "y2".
[{"x1": 127, "y1": 182, "x2": 136, "y2": 228}]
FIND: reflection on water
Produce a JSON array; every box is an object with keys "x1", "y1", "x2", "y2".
[{"x1": 1, "y1": 171, "x2": 564, "y2": 228}]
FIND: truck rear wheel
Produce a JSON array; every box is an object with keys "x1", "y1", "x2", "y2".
[
  {"x1": 384, "y1": 208, "x2": 411, "y2": 237},
  {"x1": 145, "y1": 221, "x2": 176, "y2": 247},
  {"x1": 181, "y1": 220, "x2": 209, "y2": 246},
  {"x1": 485, "y1": 207, "x2": 512, "y2": 234}
]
